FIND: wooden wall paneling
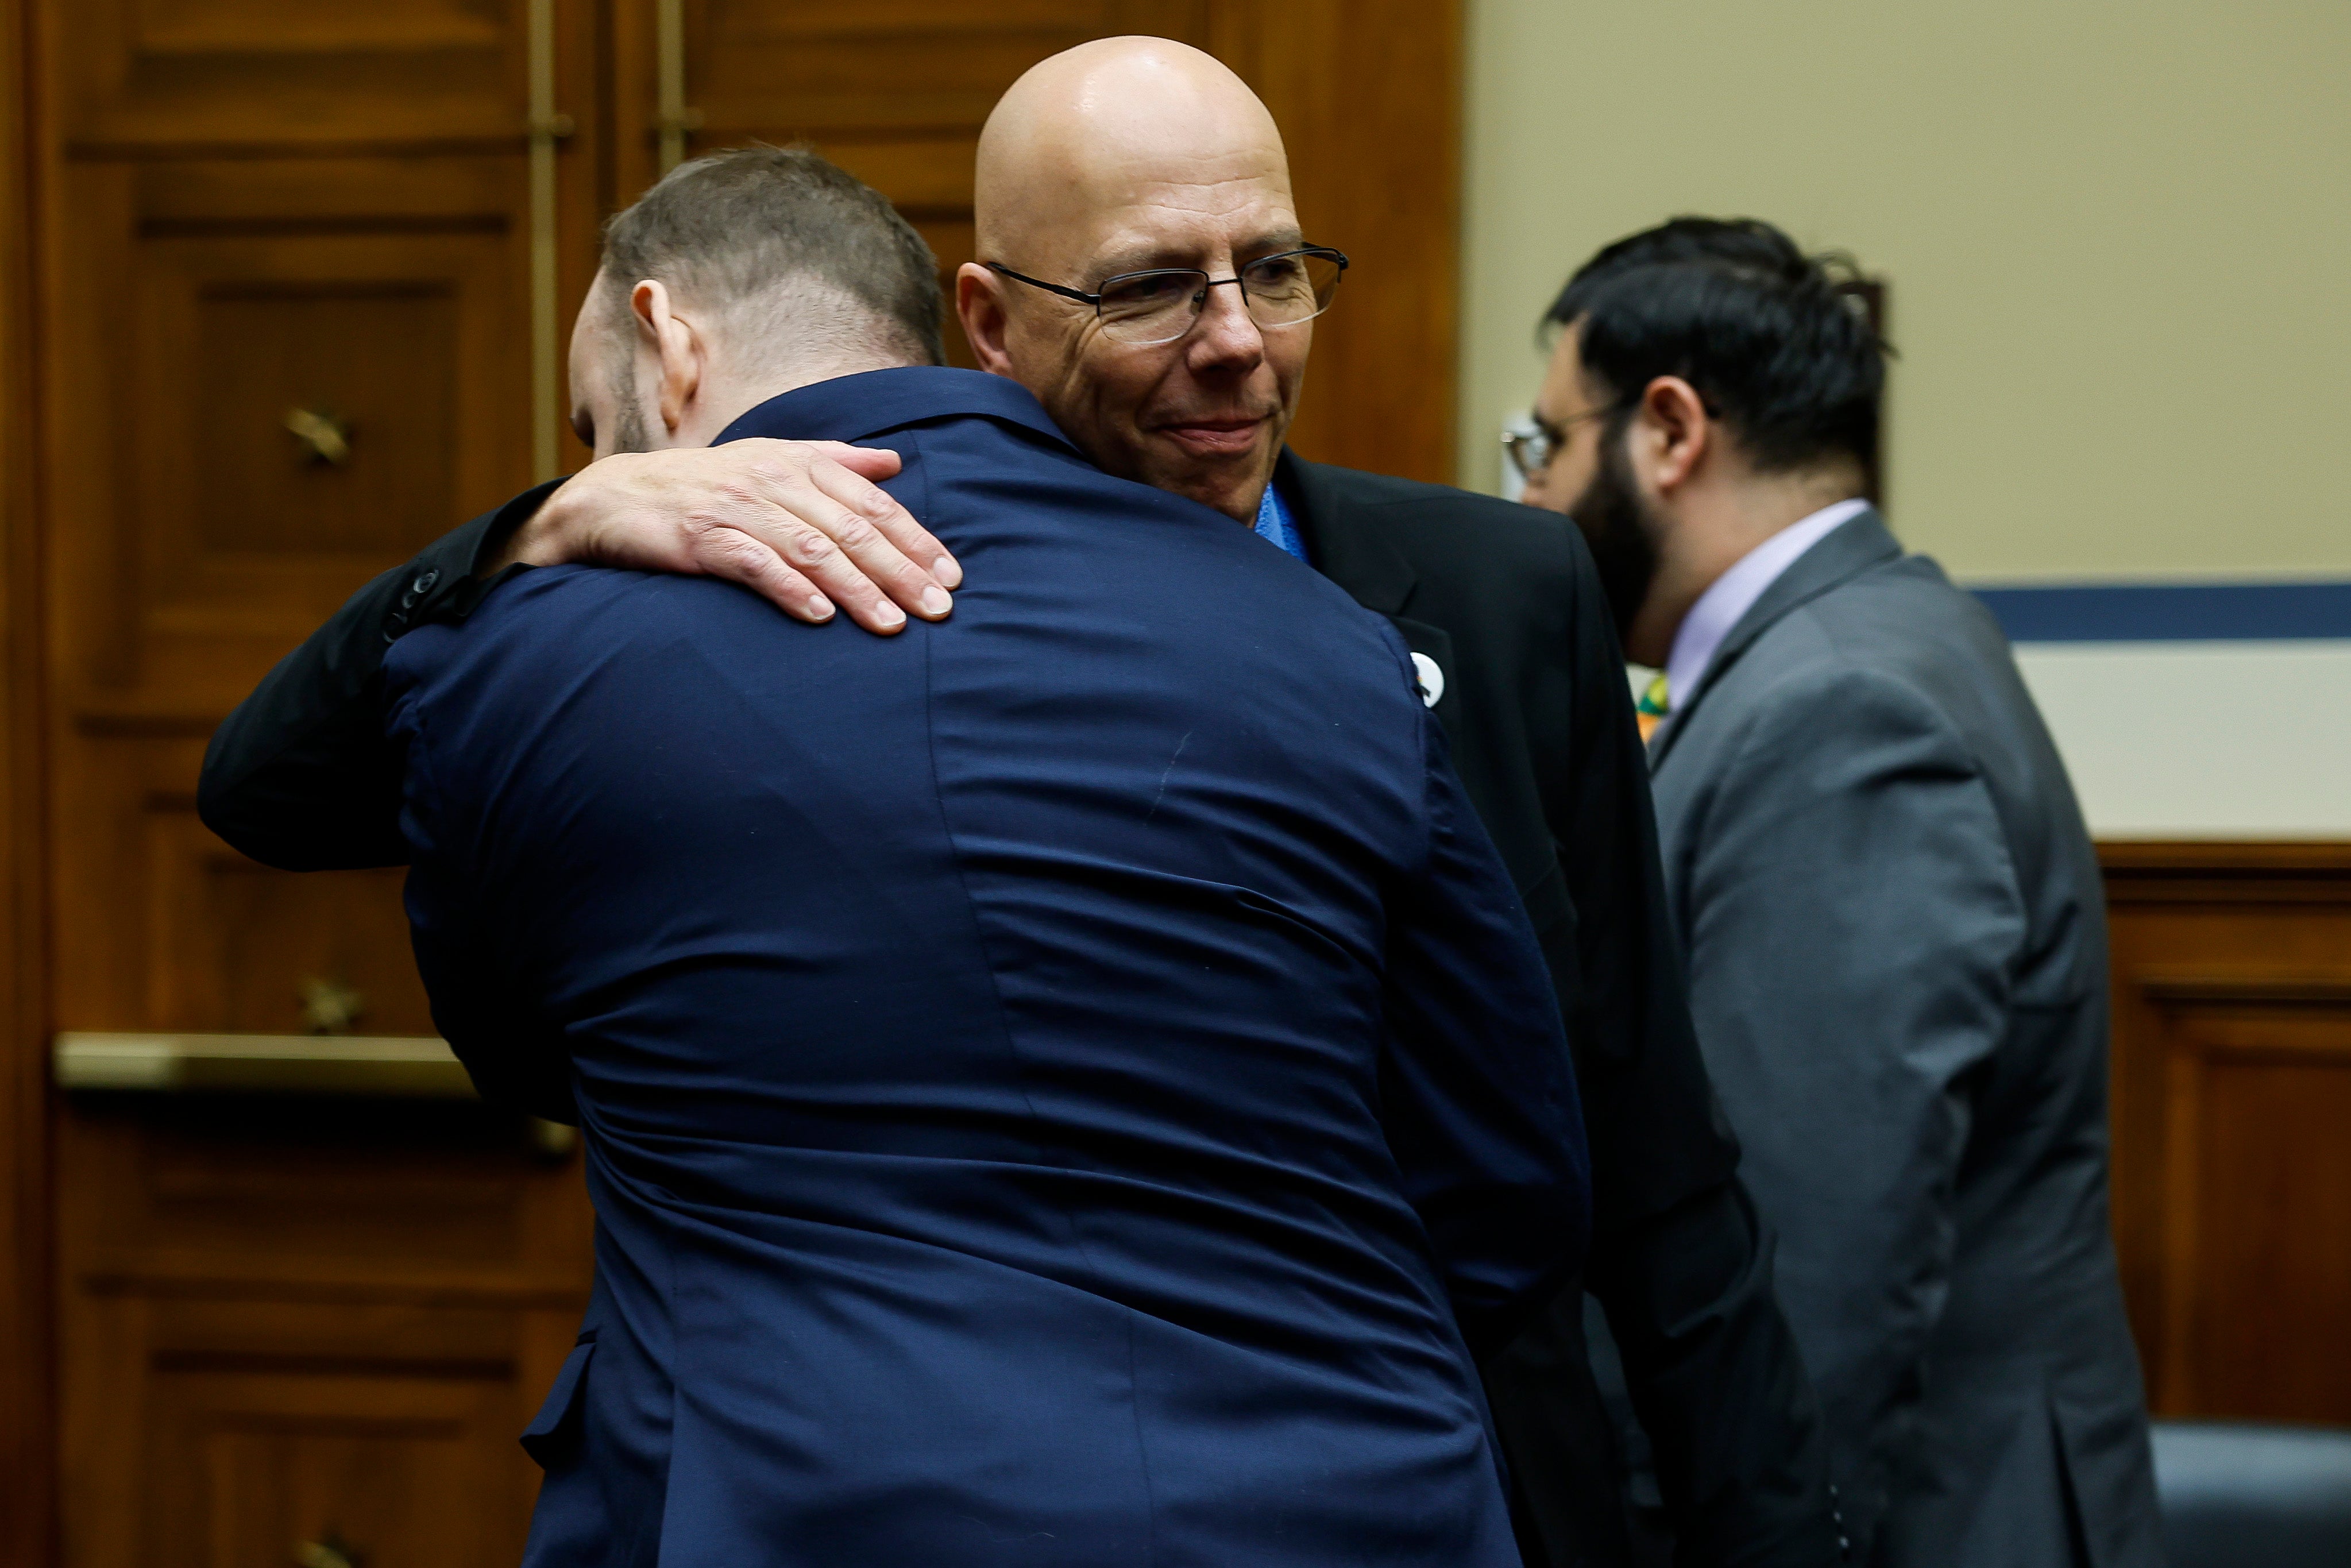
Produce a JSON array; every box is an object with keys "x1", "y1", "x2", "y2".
[
  {"x1": 1213, "y1": 0, "x2": 1462, "y2": 484},
  {"x1": 2, "y1": 0, "x2": 59, "y2": 1557},
  {"x1": 2101, "y1": 842, "x2": 2351, "y2": 1424},
  {"x1": 32, "y1": 2, "x2": 609, "y2": 1564},
  {"x1": 52, "y1": 158, "x2": 538, "y2": 717},
  {"x1": 53, "y1": 0, "x2": 531, "y2": 153},
  {"x1": 44, "y1": 154, "x2": 539, "y2": 1032},
  {"x1": 56, "y1": 1098, "x2": 592, "y2": 1568}
]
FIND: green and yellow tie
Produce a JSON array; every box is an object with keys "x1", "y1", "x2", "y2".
[{"x1": 1636, "y1": 673, "x2": 1670, "y2": 743}]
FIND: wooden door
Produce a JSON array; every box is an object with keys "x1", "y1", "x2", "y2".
[
  {"x1": 8, "y1": 3, "x2": 1465, "y2": 1564},
  {"x1": 30, "y1": 1, "x2": 603, "y2": 1564}
]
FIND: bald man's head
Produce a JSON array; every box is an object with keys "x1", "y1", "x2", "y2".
[
  {"x1": 975, "y1": 38, "x2": 1290, "y2": 268},
  {"x1": 959, "y1": 37, "x2": 1333, "y2": 524}
]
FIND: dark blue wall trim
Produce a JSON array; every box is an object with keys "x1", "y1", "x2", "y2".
[{"x1": 1970, "y1": 581, "x2": 2351, "y2": 643}]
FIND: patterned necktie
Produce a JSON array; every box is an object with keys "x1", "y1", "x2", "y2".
[{"x1": 1636, "y1": 673, "x2": 1670, "y2": 742}]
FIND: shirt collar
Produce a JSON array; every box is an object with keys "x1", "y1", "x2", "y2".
[
  {"x1": 1252, "y1": 478, "x2": 1309, "y2": 562},
  {"x1": 1664, "y1": 497, "x2": 1871, "y2": 707},
  {"x1": 710, "y1": 365, "x2": 1078, "y2": 452}
]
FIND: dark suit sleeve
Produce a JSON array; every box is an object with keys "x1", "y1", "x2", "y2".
[
  {"x1": 197, "y1": 479, "x2": 564, "y2": 871},
  {"x1": 1503, "y1": 519, "x2": 1846, "y2": 1568},
  {"x1": 1682, "y1": 667, "x2": 2021, "y2": 1559},
  {"x1": 387, "y1": 646, "x2": 578, "y2": 1124},
  {"x1": 1380, "y1": 701, "x2": 1591, "y2": 1364}
]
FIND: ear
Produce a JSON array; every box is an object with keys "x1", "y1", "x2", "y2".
[
  {"x1": 955, "y1": 263, "x2": 1017, "y2": 377},
  {"x1": 629, "y1": 279, "x2": 704, "y2": 436},
  {"x1": 1633, "y1": 375, "x2": 1711, "y2": 495}
]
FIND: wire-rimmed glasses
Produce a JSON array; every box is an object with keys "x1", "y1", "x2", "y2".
[
  {"x1": 1501, "y1": 399, "x2": 1627, "y2": 482},
  {"x1": 986, "y1": 247, "x2": 1349, "y2": 347}
]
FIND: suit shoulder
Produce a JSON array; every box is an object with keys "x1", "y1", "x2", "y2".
[
  {"x1": 1788, "y1": 559, "x2": 2023, "y2": 700},
  {"x1": 385, "y1": 567, "x2": 767, "y2": 694},
  {"x1": 1732, "y1": 578, "x2": 2010, "y2": 766},
  {"x1": 1304, "y1": 462, "x2": 1573, "y2": 547},
  {"x1": 1295, "y1": 461, "x2": 1586, "y2": 590}
]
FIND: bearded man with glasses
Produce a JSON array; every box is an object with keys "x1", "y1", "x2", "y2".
[{"x1": 202, "y1": 36, "x2": 1842, "y2": 1568}]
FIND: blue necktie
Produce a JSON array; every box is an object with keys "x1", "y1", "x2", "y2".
[{"x1": 1254, "y1": 482, "x2": 1308, "y2": 562}]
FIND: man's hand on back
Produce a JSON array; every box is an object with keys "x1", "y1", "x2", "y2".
[{"x1": 492, "y1": 439, "x2": 962, "y2": 634}]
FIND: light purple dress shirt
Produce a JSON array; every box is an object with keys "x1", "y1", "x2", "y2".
[{"x1": 1663, "y1": 498, "x2": 1872, "y2": 710}]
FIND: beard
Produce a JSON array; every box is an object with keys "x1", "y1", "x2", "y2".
[{"x1": 1566, "y1": 431, "x2": 1662, "y2": 641}]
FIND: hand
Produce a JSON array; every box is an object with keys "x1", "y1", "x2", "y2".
[{"x1": 493, "y1": 440, "x2": 962, "y2": 634}]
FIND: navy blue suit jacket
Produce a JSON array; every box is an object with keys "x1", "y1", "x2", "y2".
[{"x1": 385, "y1": 368, "x2": 1589, "y2": 1567}]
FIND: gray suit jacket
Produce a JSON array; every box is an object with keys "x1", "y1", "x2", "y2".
[{"x1": 1647, "y1": 511, "x2": 2160, "y2": 1568}]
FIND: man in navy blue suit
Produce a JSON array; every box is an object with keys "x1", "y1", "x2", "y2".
[{"x1": 386, "y1": 145, "x2": 1586, "y2": 1565}]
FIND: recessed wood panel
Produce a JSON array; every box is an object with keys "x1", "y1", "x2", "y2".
[
  {"x1": 64, "y1": 1274, "x2": 569, "y2": 1568},
  {"x1": 53, "y1": 0, "x2": 527, "y2": 150},
  {"x1": 56, "y1": 1090, "x2": 593, "y2": 1568},
  {"x1": 111, "y1": 1111, "x2": 528, "y2": 1269},
  {"x1": 1216, "y1": 0, "x2": 1461, "y2": 482},
  {"x1": 2194, "y1": 1036, "x2": 2351, "y2": 1419},
  {"x1": 171, "y1": 1378, "x2": 511, "y2": 1568},
  {"x1": 131, "y1": 227, "x2": 525, "y2": 636},
  {"x1": 48, "y1": 159, "x2": 531, "y2": 716},
  {"x1": 194, "y1": 284, "x2": 460, "y2": 557},
  {"x1": 136, "y1": 0, "x2": 503, "y2": 54},
  {"x1": 148, "y1": 803, "x2": 433, "y2": 1037},
  {"x1": 51, "y1": 735, "x2": 434, "y2": 1040},
  {"x1": 687, "y1": 0, "x2": 1205, "y2": 134},
  {"x1": 2102, "y1": 843, "x2": 2351, "y2": 1426}
]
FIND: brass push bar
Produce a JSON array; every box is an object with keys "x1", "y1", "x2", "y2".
[{"x1": 52, "y1": 1032, "x2": 476, "y2": 1099}]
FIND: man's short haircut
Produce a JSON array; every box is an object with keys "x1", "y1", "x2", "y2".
[
  {"x1": 1546, "y1": 217, "x2": 1886, "y2": 477},
  {"x1": 601, "y1": 144, "x2": 945, "y2": 366}
]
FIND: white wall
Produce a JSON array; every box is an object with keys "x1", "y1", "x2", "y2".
[
  {"x1": 1459, "y1": 0, "x2": 2351, "y2": 583},
  {"x1": 2013, "y1": 642, "x2": 2351, "y2": 838},
  {"x1": 1464, "y1": 0, "x2": 2351, "y2": 835}
]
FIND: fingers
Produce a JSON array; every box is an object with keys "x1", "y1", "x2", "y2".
[
  {"x1": 808, "y1": 441, "x2": 902, "y2": 481},
  {"x1": 758, "y1": 496, "x2": 916, "y2": 634},
  {"x1": 794, "y1": 458, "x2": 963, "y2": 611},
  {"x1": 525, "y1": 439, "x2": 965, "y2": 638},
  {"x1": 690, "y1": 528, "x2": 839, "y2": 628},
  {"x1": 693, "y1": 445, "x2": 951, "y2": 634},
  {"x1": 801, "y1": 441, "x2": 963, "y2": 592}
]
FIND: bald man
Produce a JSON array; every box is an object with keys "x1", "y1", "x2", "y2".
[{"x1": 202, "y1": 37, "x2": 1842, "y2": 1568}]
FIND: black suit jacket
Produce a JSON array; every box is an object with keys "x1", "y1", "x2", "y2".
[
  {"x1": 1282, "y1": 455, "x2": 1840, "y2": 1568},
  {"x1": 200, "y1": 451, "x2": 1845, "y2": 1568}
]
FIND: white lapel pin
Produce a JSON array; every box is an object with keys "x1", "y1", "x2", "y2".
[{"x1": 1410, "y1": 652, "x2": 1445, "y2": 709}]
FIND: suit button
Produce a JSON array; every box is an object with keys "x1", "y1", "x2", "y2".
[{"x1": 411, "y1": 568, "x2": 441, "y2": 596}]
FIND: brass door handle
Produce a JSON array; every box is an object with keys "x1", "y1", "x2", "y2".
[
  {"x1": 295, "y1": 1535, "x2": 363, "y2": 1568},
  {"x1": 298, "y1": 975, "x2": 367, "y2": 1035},
  {"x1": 284, "y1": 407, "x2": 352, "y2": 465},
  {"x1": 53, "y1": 1032, "x2": 577, "y2": 1158},
  {"x1": 53, "y1": 1032, "x2": 474, "y2": 1098}
]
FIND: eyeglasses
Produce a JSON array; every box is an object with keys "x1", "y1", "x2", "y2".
[
  {"x1": 985, "y1": 247, "x2": 1349, "y2": 347},
  {"x1": 1500, "y1": 400, "x2": 1624, "y2": 482}
]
